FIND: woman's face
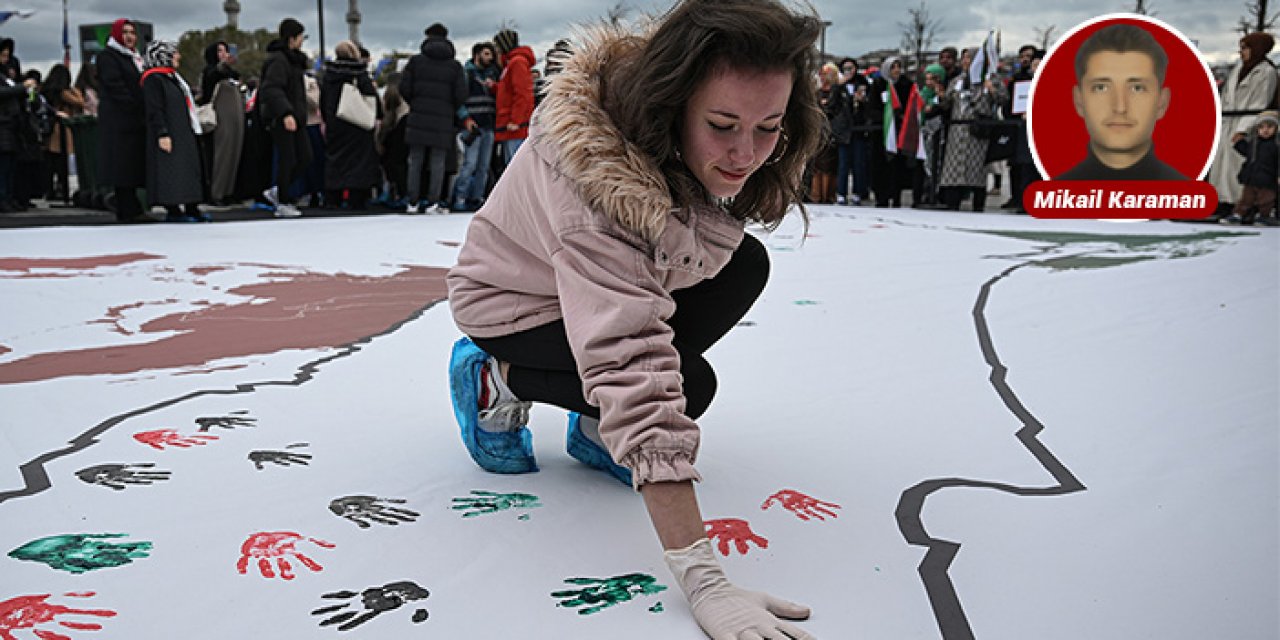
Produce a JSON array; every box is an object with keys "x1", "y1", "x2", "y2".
[
  {"x1": 680, "y1": 66, "x2": 791, "y2": 199},
  {"x1": 1241, "y1": 43, "x2": 1253, "y2": 63},
  {"x1": 121, "y1": 24, "x2": 138, "y2": 49}
]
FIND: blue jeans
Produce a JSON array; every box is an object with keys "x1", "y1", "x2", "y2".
[
  {"x1": 502, "y1": 138, "x2": 524, "y2": 164},
  {"x1": 452, "y1": 128, "x2": 494, "y2": 205},
  {"x1": 836, "y1": 137, "x2": 871, "y2": 198}
]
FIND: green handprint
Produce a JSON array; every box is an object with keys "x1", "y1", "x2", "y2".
[
  {"x1": 9, "y1": 533, "x2": 152, "y2": 574},
  {"x1": 552, "y1": 573, "x2": 668, "y2": 615},
  {"x1": 451, "y1": 490, "x2": 542, "y2": 518}
]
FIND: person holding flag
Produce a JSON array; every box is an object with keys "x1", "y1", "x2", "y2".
[
  {"x1": 938, "y1": 41, "x2": 1005, "y2": 211},
  {"x1": 871, "y1": 56, "x2": 914, "y2": 208}
]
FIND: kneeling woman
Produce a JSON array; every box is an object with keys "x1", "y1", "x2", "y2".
[{"x1": 446, "y1": 0, "x2": 824, "y2": 637}]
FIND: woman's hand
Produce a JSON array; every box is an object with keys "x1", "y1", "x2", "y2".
[
  {"x1": 158, "y1": 136, "x2": 172, "y2": 153},
  {"x1": 665, "y1": 538, "x2": 815, "y2": 639},
  {"x1": 642, "y1": 481, "x2": 815, "y2": 638}
]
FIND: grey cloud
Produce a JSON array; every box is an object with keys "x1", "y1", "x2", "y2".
[{"x1": 1, "y1": 0, "x2": 1246, "y2": 75}]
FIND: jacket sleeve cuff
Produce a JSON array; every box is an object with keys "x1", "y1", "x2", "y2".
[{"x1": 621, "y1": 449, "x2": 702, "y2": 491}]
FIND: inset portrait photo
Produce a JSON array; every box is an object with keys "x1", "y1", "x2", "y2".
[{"x1": 1028, "y1": 15, "x2": 1220, "y2": 181}]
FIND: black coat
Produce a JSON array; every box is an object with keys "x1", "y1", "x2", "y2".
[
  {"x1": 96, "y1": 45, "x2": 147, "y2": 187},
  {"x1": 320, "y1": 59, "x2": 380, "y2": 190},
  {"x1": 398, "y1": 36, "x2": 467, "y2": 149},
  {"x1": 826, "y1": 82, "x2": 855, "y2": 145},
  {"x1": 1235, "y1": 136, "x2": 1280, "y2": 189},
  {"x1": 259, "y1": 40, "x2": 308, "y2": 129},
  {"x1": 143, "y1": 71, "x2": 203, "y2": 205},
  {"x1": 0, "y1": 79, "x2": 25, "y2": 153}
]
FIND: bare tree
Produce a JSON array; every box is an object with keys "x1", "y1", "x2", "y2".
[
  {"x1": 607, "y1": 3, "x2": 631, "y2": 27},
  {"x1": 899, "y1": 0, "x2": 942, "y2": 78},
  {"x1": 1033, "y1": 24, "x2": 1057, "y2": 52},
  {"x1": 1238, "y1": 0, "x2": 1278, "y2": 36}
]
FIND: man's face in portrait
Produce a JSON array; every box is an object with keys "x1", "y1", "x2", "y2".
[{"x1": 1072, "y1": 50, "x2": 1170, "y2": 166}]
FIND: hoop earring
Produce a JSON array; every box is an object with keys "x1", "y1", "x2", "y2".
[{"x1": 763, "y1": 129, "x2": 789, "y2": 167}]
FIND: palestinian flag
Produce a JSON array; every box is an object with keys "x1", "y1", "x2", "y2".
[
  {"x1": 883, "y1": 83, "x2": 901, "y2": 154},
  {"x1": 897, "y1": 84, "x2": 927, "y2": 160},
  {"x1": 969, "y1": 30, "x2": 1001, "y2": 86}
]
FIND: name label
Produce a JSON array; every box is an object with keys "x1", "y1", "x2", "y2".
[{"x1": 1025, "y1": 181, "x2": 1216, "y2": 219}]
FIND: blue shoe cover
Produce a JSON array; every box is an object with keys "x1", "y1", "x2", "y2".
[
  {"x1": 449, "y1": 337, "x2": 537, "y2": 473},
  {"x1": 566, "y1": 412, "x2": 632, "y2": 486}
]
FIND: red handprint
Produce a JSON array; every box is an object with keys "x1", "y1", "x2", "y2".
[
  {"x1": 761, "y1": 489, "x2": 841, "y2": 521},
  {"x1": 236, "y1": 531, "x2": 336, "y2": 580},
  {"x1": 704, "y1": 518, "x2": 769, "y2": 556},
  {"x1": 0, "y1": 592, "x2": 116, "y2": 640},
  {"x1": 133, "y1": 428, "x2": 218, "y2": 450}
]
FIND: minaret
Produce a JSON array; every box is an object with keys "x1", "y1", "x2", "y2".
[
  {"x1": 224, "y1": 0, "x2": 240, "y2": 29},
  {"x1": 346, "y1": 0, "x2": 361, "y2": 43}
]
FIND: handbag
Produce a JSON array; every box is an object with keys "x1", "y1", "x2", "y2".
[
  {"x1": 337, "y1": 81, "x2": 376, "y2": 131},
  {"x1": 197, "y1": 83, "x2": 219, "y2": 133}
]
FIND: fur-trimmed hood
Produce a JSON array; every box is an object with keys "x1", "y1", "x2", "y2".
[{"x1": 531, "y1": 25, "x2": 674, "y2": 241}]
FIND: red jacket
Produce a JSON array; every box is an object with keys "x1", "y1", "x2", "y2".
[{"x1": 494, "y1": 46, "x2": 535, "y2": 142}]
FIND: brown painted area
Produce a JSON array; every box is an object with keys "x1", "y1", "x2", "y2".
[
  {"x1": 0, "y1": 266, "x2": 449, "y2": 384},
  {"x1": 189, "y1": 266, "x2": 230, "y2": 276},
  {"x1": 0, "y1": 253, "x2": 164, "y2": 273},
  {"x1": 88, "y1": 299, "x2": 183, "y2": 336}
]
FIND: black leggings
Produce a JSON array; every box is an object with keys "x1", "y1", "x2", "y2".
[{"x1": 472, "y1": 233, "x2": 769, "y2": 421}]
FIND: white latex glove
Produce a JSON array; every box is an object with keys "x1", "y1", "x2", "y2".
[{"x1": 664, "y1": 538, "x2": 815, "y2": 640}]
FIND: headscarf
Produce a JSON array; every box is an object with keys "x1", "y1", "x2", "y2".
[
  {"x1": 1239, "y1": 32, "x2": 1275, "y2": 83},
  {"x1": 144, "y1": 39, "x2": 177, "y2": 69},
  {"x1": 142, "y1": 40, "x2": 202, "y2": 135},
  {"x1": 109, "y1": 19, "x2": 131, "y2": 45},
  {"x1": 107, "y1": 18, "x2": 144, "y2": 72},
  {"x1": 922, "y1": 63, "x2": 946, "y2": 103}
]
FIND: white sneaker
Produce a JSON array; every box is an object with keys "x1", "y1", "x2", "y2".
[
  {"x1": 835, "y1": 195, "x2": 847, "y2": 205},
  {"x1": 273, "y1": 203, "x2": 302, "y2": 218},
  {"x1": 428, "y1": 203, "x2": 449, "y2": 215},
  {"x1": 262, "y1": 187, "x2": 279, "y2": 207},
  {"x1": 851, "y1": 194, "x2": 862, "y2": 205},
  {"x1": 405, "y1": 202, "x2": 420, "y2": 214},
  {"x1": 476, "y1": 358, "x2": 532, "y2": 433}
]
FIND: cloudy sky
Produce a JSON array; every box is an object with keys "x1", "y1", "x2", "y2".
[{"x1": 1, "y1": 0, "x2": 1252, "y2": 75}]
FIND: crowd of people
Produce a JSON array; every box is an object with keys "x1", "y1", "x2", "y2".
[
  {"x1": 0, "y1": 18, "x2": 544, "y2": 222},
  {"x1": 0, "y1": 18, "x2": 1277, "y2": 225}
]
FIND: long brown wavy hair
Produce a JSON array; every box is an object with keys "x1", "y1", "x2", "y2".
[{"x1": 599, "y1": 0, "x2": 825, "y2": 228}]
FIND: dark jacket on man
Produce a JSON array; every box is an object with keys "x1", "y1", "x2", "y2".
[
  {"x1": 96, "y1": 44, "x2": 147, "y2": 187},
  {"x1": 258, "y1": 39, "x2": 308, "y2": 128},
  {"x1": 399, "y1": 35, "x2": 467, "y2": 149},
  {"x1": 463, "y1": 58, "x2": 500, "y2": 131}
]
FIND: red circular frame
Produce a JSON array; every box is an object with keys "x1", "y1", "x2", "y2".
[{"x1": 1028, "y1": 14, "x2": 1221, "y2": 180}]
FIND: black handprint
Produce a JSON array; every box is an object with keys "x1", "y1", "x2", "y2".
[
  {"x1": 328, "y1": 495, "x2": 420, "y2": 528},
  {"x1": 249, "y1": 443, "x2": 312, "y2": 470},
  {"x1": 75, "y1": 463, "x2": 172, "y2": 490},
  {"x1": 311, "y1": 581, "x2": 429, "y2": 631},
  {"x1": 196, "y1": 410, "x2": 257, "y2": 432}
]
